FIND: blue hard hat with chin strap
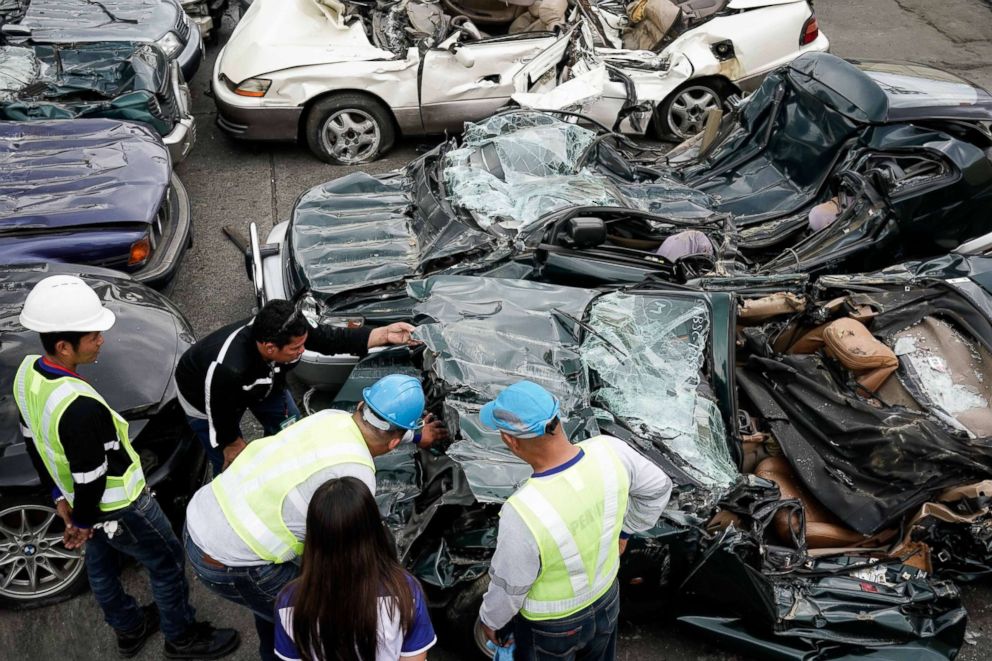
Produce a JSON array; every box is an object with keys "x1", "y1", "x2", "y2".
[{"x1": 362, "y1": 374, "x2": 425, "y2": 432}]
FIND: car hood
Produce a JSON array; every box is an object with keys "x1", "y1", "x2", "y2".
[
  {"x1": 0, "y1": 119, "x2": 170, "y2": 233},
  {"x1": 3, "y1": 0, "x2": 179, "y2": 42},
  {"x1": 290, "y1": 166, "x2": 497, "y2": 298},
  {"x1": 221, "y1": 0, "x2": 395, "y2": 83},
  {"x1": 0, "y1": 43, "x2": 169, "y2": 103},
  {"x1": 0, "y1": 263, "x2": 191, "y2": 451}
]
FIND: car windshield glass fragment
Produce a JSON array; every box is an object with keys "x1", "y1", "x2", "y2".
[
  {"x1": 444, "y1": 113, "x2": 716, "y2": 230},
  {"x1": 580, "y1": 292, "x2": 737, "y2": 487}
]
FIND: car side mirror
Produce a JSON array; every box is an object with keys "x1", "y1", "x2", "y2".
[
  {"x1": 561, "y1": 217, "x2": 606, "y2": 249},
  {"x1": 453, "y1": 46, "x2": 475, "y2": 68}
]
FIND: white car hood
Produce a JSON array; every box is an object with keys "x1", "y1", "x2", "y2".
[{"x1": 221, "y1": 0, "x2": 395, "y2": 83}]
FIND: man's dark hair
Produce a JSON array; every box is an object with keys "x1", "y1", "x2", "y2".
[
  {"x1": 252, "y1": 300, "x2": 309, "y2": 347},
  {"x1": 39, "y1": 331, "x2": 87, "y2": 356}
]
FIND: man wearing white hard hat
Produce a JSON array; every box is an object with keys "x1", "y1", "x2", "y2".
[{"x1": 13, "y1": 275, "x2": 240, "y2": 660}]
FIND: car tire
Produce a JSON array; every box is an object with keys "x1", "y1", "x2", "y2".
[
  {"x1": 444, "y1": 575, "x2": 496, "y2": 660},
  {"x1": 654, "y1": 80, "x2": 728, "y2": 142},
  {"x1": 305, "y1": 94, "x2": 396, "y2": 165},
  {"x1": 0, "y1": 496, "x2": 88, "y2": 610}
]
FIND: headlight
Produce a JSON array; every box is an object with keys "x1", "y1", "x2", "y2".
[
  {"x1": 129, "y1": 235, "x2": 152, "y2": 267},
  {"x1": 234, "y1": 78, "x2": 272, "y2": 98},
  {"x1": 155, "y1": 31, "x2": 184, "y2": 58}
]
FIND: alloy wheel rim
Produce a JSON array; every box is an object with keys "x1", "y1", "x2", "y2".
[
  {"x1": 0, "y1": 503, "x2": 84, "y2": 600},
  {"x1": 668, "y1": 86, "x2": 722, "y2": 138},
  {"x1": 319, "y1": 109, "x2": 381, "y2": 164}
]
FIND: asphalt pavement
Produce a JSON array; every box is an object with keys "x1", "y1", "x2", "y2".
[{"x1": 3, "y1": 1, "x2": 992, "y2": 659}]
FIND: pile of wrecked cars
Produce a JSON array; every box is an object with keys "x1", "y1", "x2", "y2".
[
  {"x1": 213, "y1": 0, "x2": 828, "y2": 163},
  {"x1": 243, "y1": 51, "x2": 992, "y2": 659},
  {"x1": 0, "y1": 8, "x2": 205, "y2": 585},
  {"x1": 0, "y1": 0, "x2": 203, "y2": 287}
]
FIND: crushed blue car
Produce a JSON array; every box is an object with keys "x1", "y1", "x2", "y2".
[{"x1": 0, "y1": 118, "x2": 192, "y2": 289}]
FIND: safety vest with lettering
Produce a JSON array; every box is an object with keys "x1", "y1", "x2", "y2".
[
  {"x1": 12, "y1": 355, "x2": 146, "y2": 512},
  {"x1": 212, "y1": 410, "x2": 375, "y2": 563},
  {"x1": 507, "y1": 436, "x2": 630, "y2": 621}
]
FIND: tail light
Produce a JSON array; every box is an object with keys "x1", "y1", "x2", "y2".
[{"x1": 800, "y1": 15, "x2": 819, "y2": 46}]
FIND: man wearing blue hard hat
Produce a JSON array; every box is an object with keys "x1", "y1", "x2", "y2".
[
  {"x1": 478, "y1": 381, "x2": 672, "y2": 661},
  {"x1": 183, "y1": 374, "x2": 446, "y2": 661}
]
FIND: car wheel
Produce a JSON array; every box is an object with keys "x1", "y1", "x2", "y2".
[
  {"x1": 0, "y1": 496, "x2": 88, "y2": 610},
  {"x1": 444, "y1": 575, "x2": 495, "y2": 659},
  {"x1": 655, "y1": 81, "x2": 727, "y2": 141},
  {"x1": 305, "y1": 94, "x2": 395, "y2": 165}
]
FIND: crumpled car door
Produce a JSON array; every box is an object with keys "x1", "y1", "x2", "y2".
[{"x1": 419, "y1": 31, "x2": 563, "y2": 133}]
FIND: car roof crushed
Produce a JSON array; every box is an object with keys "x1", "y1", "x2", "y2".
[{"x1": 282, "y1": 49, "x2": 992, "y2": 659}]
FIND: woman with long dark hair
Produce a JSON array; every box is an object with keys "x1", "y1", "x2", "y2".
[{"x1": 273, "y1": 477, "x2": 436, "y2": 661}]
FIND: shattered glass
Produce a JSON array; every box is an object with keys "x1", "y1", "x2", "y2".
[
  {"x1": 445, "y1": 113, "x2": 719, "y2": 229},
  {"x1": 412, "y1": 276, "x2": 733, "y2": 499},
  {"x1": 895, "y1": 336, "x2": 987, "y2": 415},
  {"x1": 580, "y1": 292, "x2": 737, "y2": 487}
]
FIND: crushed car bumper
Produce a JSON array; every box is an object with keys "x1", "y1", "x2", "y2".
[
  {"x1": 213, "y1": 53, "x2": 301, "y2": 141},
  {"x1": 164, "y1": 62, "x2": 197, "y2": 165}
]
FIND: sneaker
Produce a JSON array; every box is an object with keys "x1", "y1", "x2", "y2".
[
  {"x1": 116, "y1": 603, "x2": 160, "y2": 658},
  {"x1": 164, "y1": 621, "x2": 240, "y2": 660}
]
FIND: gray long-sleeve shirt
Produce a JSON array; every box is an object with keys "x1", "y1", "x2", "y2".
[{"x1": 479, "y1": 436, "x2": 672, "y2": 629}]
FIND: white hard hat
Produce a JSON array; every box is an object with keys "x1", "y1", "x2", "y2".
[{"x1": 19, "y1": 275, "x2": 116, "y2": 333}]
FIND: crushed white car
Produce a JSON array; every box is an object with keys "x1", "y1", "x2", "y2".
[{"x1": 213, "y1": 0, "x2": 828, "y2": 163}]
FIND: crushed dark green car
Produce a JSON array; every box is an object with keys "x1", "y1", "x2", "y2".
[
  {"x1": 249, "y1": 52, "x2": 992, "y2": 392},
  {"x1": 0, "y1": 41, "x2": 195, "y2": 163},
  {"x1": 307, "y1": 258, "x2": 992, "y2": 659}
]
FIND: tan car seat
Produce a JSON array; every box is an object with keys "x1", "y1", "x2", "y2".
[
  {"x1": 508, "y1": 0, "x2": 568, "y2": 33},
  {"x1": 755, "y1": 456, "x2": 867, "y2": 548},
  {"x1": 789, "y1": 317, "x2": 899, "y2": 393},
  {"x1": 623, "y1": 0, "x2": 681, "y2": 51}
]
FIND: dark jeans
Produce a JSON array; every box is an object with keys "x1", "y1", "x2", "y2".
[
  {"x1": 85, "y1": 492, "x2": 196, "y2": 642},
  {"x1": 184, "y1": 526, "x2": 298, "y2": 661},
  {"x1": 187, "y1": 387, "x2": 301, "y2": 474},
  {"x1": 512, "y1": 581, "x2": 620, "y2": 661}
]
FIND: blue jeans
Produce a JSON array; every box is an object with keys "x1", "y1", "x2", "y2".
[
  {"x1": 186, "y1": 387, "x2": 301, "y2": 474},
  {"x1": 184, "y1": 527, "x2": 298, "y2": 661},
  {"x1": 512, "y1": 581, "x2": 620, "y2": 661},
  {"x1": 85, "y1": 492, "x2": 196, "y2": 642}
]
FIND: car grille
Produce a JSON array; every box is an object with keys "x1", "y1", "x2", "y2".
[{"x1": 175, "y1": 12, "x2": 191, "y2": 41}]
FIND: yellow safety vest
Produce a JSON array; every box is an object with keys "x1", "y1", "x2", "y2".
[
  {"x1": 507, "y1": 436, "x2": 630, "y2": 621},
  {"x1": 13, "y1": 355, "x2": 145, "y2": 512},
  {"x1": 212, "y1": 410, "x2": 375, "y2": 563}
]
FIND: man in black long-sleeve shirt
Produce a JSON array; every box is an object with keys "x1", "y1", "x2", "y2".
[{"x1": 175, "y1": 299, "x2": 418, "y2": 472}]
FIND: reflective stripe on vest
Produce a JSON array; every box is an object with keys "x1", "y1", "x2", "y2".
[
  {"x1": 13, "y1": 355, "x2": 146, "y2": 511},
  {"x1": 211, "y1": 410, "x2": 375, "y2": 563},
  {"x1": 508, "y1": 437, "x2": 630, "y2": 620}
]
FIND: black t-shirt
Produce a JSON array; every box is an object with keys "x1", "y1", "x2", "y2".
[{"x1": 21, "y1": 359, "x2": 124, "y2": 528}]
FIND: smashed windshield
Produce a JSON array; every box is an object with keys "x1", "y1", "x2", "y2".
[
  {"x1": 580, "y1": 292, "x2": 737, "y2": 486},
  {"x1": 444, "y1": 113, "x2": 717, "y2": 229},
  {"x1": 412, "y1": 276, "x2": 735, "y2": 501}
]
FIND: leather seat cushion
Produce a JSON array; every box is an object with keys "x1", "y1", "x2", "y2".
[{"x1": 755, "y1": 456, "x2": 867, "y2": 549}]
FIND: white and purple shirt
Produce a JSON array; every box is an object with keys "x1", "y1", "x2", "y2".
[{"x1": 274, "y1": 576, "x2": 437, "y2": 661}]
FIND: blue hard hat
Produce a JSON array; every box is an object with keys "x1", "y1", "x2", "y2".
[
  {"x1": 362, "y1": 374, "x2": 425, "y2": 430},
  {"x1": 480, "y1": 381, "x2": 560, "y2": 439}
]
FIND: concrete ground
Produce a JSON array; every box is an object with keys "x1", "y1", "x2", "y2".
[{"x1": 4, "y1": 0, "x2": 992, "y2": 659}]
